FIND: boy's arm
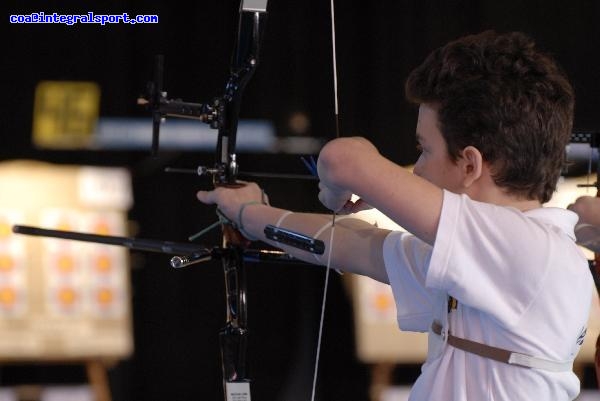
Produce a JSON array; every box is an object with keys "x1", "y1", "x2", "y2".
[
  {"x1": 317, "y1": 137, "x2": 443, "y2": 245},
  {"x1": 197, "y1": 185, "x2": 391, "y2": 283},
  {"x1": 196, "y1": 135, "x2": 441, "y2": 282}
]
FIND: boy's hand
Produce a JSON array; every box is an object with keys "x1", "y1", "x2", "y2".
[
  {"x1": 317, "y1": 181, "x2": 352, "y2": 213},
  {"x1": 317, "y1": 182, "x2": 373, "y2": 214},
  {"x1": 196, "y1": 182, "x2": 266, "y2": 225},
  {"x1": 568, "y1": 196, "x2": 600, "y2": 227}
]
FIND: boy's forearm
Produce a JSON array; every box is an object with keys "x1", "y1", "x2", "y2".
[{"x1": 240, "y1": 204, "x2": 390, "y2": 283}]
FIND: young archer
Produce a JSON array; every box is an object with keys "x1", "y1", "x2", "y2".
[{"x1": 198, "y1": 31, "x2": 593, "y2": 401}]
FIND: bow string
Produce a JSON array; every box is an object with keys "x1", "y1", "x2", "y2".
[{"x1": 310, "y1": 1, "x2": 342, "y2": 400}]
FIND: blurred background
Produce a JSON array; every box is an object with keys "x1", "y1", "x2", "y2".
[{"x1": 3, "y1": 1, "x2": 600, "y2": 400}]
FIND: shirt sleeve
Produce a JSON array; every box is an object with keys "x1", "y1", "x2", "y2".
[
  {"x1": 426, "y1": 191, "x2": 553, "y2": 327},
  {"x1": 382, "y1": 231, "x2": 436, "y2": 332}
]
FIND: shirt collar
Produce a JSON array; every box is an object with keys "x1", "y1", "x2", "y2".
[{"x1": 523, "y1": 207, "x2": 578, "y2": 241}]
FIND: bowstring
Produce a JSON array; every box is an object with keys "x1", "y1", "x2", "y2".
[{"x1": 310, "y1": 0, "x2": 340, "y2": 400}]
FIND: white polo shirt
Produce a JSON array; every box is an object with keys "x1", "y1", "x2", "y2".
[{"x1": 383, "y1": 190, "x2": 593, "y2": 401}]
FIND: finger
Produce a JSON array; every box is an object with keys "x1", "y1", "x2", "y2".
[
  {"x1": 352, "y1": 198, "x2": 373, "y2": 212},
  {"x1": 318, "y1": 192, "x2": 343, "y2": 213},
  {"x1": 196, "y1": 190, "x2": 215, "y2": 204},
  {"x1": 337, "y1": 201, "x2": 355, "y2": 215}
]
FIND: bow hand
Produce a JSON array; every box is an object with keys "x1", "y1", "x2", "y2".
[{"x1": 197, "y1": 182, "x2": 267, "y2": 228}]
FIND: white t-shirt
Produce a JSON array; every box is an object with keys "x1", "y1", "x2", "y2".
[{"x1": 383, "y1": 190, "x2": 594, "y2": 401}]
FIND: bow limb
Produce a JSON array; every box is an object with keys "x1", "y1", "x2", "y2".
[{"x1": 215, "y1": 1, "x2": 267, "y2": 185}]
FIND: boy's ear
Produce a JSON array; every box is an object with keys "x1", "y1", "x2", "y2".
[{"x1": 460, "y1": 146, "x2": 483, "y2": 187}]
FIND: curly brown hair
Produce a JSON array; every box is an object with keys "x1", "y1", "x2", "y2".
[{"x1": 405, "y1": 31, "x2": 574, "y2": 203}]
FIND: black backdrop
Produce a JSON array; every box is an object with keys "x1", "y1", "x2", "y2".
[{"x1": 4, "y1": 1, "x2": 600, "y2": 400}]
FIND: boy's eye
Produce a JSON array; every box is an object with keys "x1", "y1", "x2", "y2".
[{"x1": 416, "y1": 144, "x2": 424, "y2": 152}]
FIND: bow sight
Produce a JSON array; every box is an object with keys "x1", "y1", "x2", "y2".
[{"x1": 137, "y1": 0, "x2": 268, "y2": 186}]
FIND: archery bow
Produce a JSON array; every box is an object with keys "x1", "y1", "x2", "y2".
[
  {"x1": 139, "y1": 1, "x2": 338, "y2": 399},
  {"x1": 14, "y1": 1, "x2": 338, "y2": 399},
  {"x1": 138, "y1": 2, "x2": 269, "y2": 399},
  {"x1": 141, "y1": 1, "x2": 343, "y2": 399}
]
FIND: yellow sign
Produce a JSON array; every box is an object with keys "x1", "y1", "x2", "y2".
[{"x1": 32, "y1": 81, "x2": 100, "y2": 148}]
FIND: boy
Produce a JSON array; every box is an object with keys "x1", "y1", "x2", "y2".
[{"x1": 197, "y1": 31, "x2": 593, "y2": 400}]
